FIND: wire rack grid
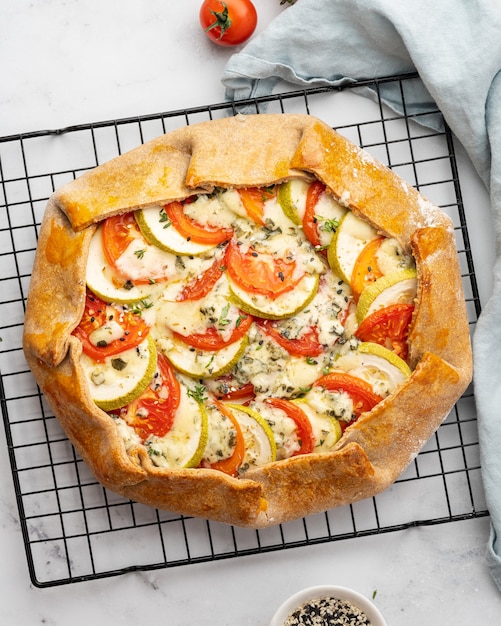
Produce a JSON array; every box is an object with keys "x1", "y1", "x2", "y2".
[{"x1": 0, "y1": 74, "x2": 487, "y2": 588}]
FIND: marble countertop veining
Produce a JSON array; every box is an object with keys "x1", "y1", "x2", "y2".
[{"x1": 1, "y1": 2, "x2": 500, "y2": 624}]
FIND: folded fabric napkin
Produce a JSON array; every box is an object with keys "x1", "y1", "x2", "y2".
[{"x1": 222, "y1": 0, "x2": 501, "y2": 590}]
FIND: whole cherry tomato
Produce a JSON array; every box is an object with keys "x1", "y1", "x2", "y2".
[{"x1": 199, "y1": 0, "x2": 257, "y2": 47}]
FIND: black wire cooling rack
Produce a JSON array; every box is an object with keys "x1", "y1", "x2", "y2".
[{"x1": 0, "y1": 74, "x2": 487, "y2": 587}]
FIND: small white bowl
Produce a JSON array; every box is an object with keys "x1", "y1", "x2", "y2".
[{"x1": 269, "y1": 585, "x2": 387, "y2": 626}]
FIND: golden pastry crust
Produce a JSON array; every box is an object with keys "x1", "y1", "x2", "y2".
[{"x1": 23, "y1": 114, "x2": 472, "y2": 528}]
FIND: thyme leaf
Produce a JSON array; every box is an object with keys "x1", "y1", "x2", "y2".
[{"x1": 187, "y1": 383, "x2": 207, "y2": 403}]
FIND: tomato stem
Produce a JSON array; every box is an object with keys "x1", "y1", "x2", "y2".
[{"x1": 204, "y1": 2, "x2": 232, "y2": 40}]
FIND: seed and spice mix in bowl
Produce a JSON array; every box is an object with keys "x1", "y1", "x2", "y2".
[{"x1": 269, "y1": 585, "x2": 387, "y2": 626}]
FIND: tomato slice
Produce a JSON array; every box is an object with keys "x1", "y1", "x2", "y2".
[
  {"x1": 302, "y1": 180, "x2": 326, "y2": 251},
  {"x1": 164, "y1": 200, "x2": 233, "y2": 245},
  {"x1": 355, "y1": 303, "x2": 414, "y2": 362},
  {"x1": 314, "y1": 372, "x2": 383, "y2": 429},
  {"x1": 256, "y1": 319, "x2": 323, "y2": 357},
  {"x1": 172, "y1": 311, "x2": 253, "y2": 351},
  {"x1": 204, "y1": 400, "x2": 245, "y2": 476},
  {"x1": 212, "y1": 376, "x2": 255, "y2": 402},
  {"x1": 265, "y1": 397, "x2": 315, "y2": 456},
  {"x1": 102, "y1": 212, "x2": 135, "y2": 259},
  {"x1": 225, "y1": 239, "x2": 303, "y2": 299},
  {"x1": 101, "y1": 212, "x2": 168, "y2": 285},
  {"x1": 113, "y1": 353, "x2": 181, "y2": 440},
  {"x1": 72, "y1": 290, "x2": 150, "y2": 362},
  {"x1": 176, "y1": 257, "x2": 227, "y2": 301},
  {"x1": 237, "y1": 187, "x2": 275, "y2": 226},
  {"x1": 350, "y1": 237, "x2": 385, "y2": 300}
]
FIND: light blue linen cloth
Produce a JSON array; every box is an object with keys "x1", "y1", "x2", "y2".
[{"x1": 222, "y1": 0, "x2": 501, "y2": 590}]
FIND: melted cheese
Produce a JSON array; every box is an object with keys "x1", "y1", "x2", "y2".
[
  {"x1": 81, "y1": 181, "x2": 417, "y2": 473},
  {"x1": 80, "y1": 337, "x2": 154, "y2": 408},
  {"x1": 183, "y1": 194, "x2": 237, "y2": 230},
  {"x1": 88, "y1": 319, "x2": 124, "y2": 346},
  {"x1": 156, "y1": 274, "x2": 241, "y2": 340},
  {"x1": 252, "y1": 400, "x2": 300, "y2": 460},
  {"x1": 200, "y1": 404, "x2": 236, "y2": 465},
  {"x1": 303, "y1": 385, "x2": 354, "y2": 423},
  {"x1": 114, "y1": 236, "x2": 177, "y2": 283},
  {"x1": 145, "y1": 383, "x2": 206, "y2": 468},
  {"x1": 312, "y1": 192, "x2": 347, "y2": 249},
  {"x1": 376, "y1": 237, "x2": 414, "y2": 274}
]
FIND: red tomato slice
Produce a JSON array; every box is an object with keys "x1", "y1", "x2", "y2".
[
  {"x1": 225, "y1": 239, "x2": 303, "y2": 299},
  {"x1": 314, "y1": 372, "x2": 383, "y2": 429},
  {"x1": 101, "y1": 212, "x2": 168, "y2": 285},
  {"x1": 212, "y1": 376, "x2": 255, "y2": 402},
  {"x1": 102, "y1": 212, "x2": 136, "y2": 260},
  {"x1": 72, "y1": 290, "x2": 150, "y2": 362},
  {"x1": 204, "y1": 400, "x2": 245, "y2": 476},
  {"x1": 302, "y1": 180, "x2": 326, "y2": 251},
  {"x1": 113, "y1": 353, "x2": 181, "y2": 440},
  {"x1": 237, "y1": 187, "x2": 275, "y2": 226},
  {"x1": 176, "y1": 257, "x2": 227, "y2": 301},
  {"x1": 172, "y1": 311, "x2": 253, "y2": 351},
  {"x1": 355, "y1": 303, "x2": 414, "y2": 362},
  {"x1": 265, "y1": 397, "x2": 315, "y2": 456},
  {"x1": 256, "y1": 319, "x2": 323, "y2": 357},
  {"x1": 350, "y1": 237, "x2": 385, "y2": 300},
  {"x1": 164, "y1": 200, "x2": 233, "y2": 245}
]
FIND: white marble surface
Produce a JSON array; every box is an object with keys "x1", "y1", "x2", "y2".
[{"x1": 1, "y1": 1, "x2": 500, "y2": 624}]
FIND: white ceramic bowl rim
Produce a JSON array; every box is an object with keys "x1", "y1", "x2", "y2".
[{"x1": 269, "y1": 584, "x2": 387, "y2": 626}]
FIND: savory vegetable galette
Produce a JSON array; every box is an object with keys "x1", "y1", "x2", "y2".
[{"x1": 23, "y1": 114, "x2": 472, "y2": 527}]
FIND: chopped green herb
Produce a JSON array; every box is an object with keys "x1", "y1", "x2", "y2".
[
  {"x1": 134, "y1": 248, "x2": 146, "y2": 259},
  {"x1": 188, "y1": 383, "x2": 207, "y2": 403},
  {"x1": 159, "y1": 208, "x2": 172, "y2": 228},
  {"x1": 315, "y1": 215, "x2": 340, "y2": 233},
  {"x1": 218, "y1": 303, "x2": 231, "y2": 329},
  {"x1": 235, "y1": 314, "x2": 248, "y2": 328},
  {"x1": 111, "y1": 357, "x2": 128, "y2": 371},
  {"x1": 129, "y1": 299, "x2": 154, "y2": 316}
]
